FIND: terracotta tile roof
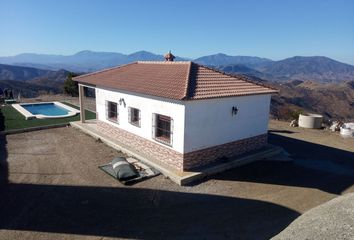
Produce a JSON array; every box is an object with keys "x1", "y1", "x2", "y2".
[{"x1": 73, "y1": 61, "x2": 278, "y2": 100}]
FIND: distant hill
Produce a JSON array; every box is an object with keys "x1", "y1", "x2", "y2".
[
  {"x1": 217, "y1": 64, "x2": 269, "y2": 79},
  {"x1": 0, "y1": 64, "x2": 54, "y2": 81},
  {"x1": 269, "y1": 80, "x2": 354, "y2": 120},
  {"x1": 0, "y1": 50, "x2": 186, "y2": 72},
  {"x1": 0, "y1": 64, "x2": 69, "y2": 82},
  {"x1": 0, "y1": 64, "x2": 69, "y2": 97},
  {"x1": 194, "y1": 53, "x2": 272, "y2": 68},
  {"x1": 0, "y1": 80, "x2": 61, "y2": 98},
  {"x1": 204, "y1": 56, "x2": 354, "y2": 83},
  {"x1": 258, "y1": 56, "x2": 354, "y2": 82},
  {"x1": 0, "y1": 51, "x2": 127, "y2": 72},
  {"x1": 28, "y1": 69, "x2": 70, "y2": 89}
]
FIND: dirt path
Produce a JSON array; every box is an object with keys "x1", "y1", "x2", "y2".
[{"x1": 0, "y1": 122, "x2": 353, "y2": 240}]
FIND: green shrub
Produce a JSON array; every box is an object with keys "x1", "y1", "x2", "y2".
[{"x1": 63, "y1": 73, "x2": 79, "y2": 97}]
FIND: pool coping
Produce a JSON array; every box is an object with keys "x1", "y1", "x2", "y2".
[{"x1": 12, "y1": 101, "x2": 80, "y2": 120}]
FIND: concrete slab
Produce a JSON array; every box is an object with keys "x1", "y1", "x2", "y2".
[{"x1": 71, "y1": 120, "x2": 282, "y2": 185}]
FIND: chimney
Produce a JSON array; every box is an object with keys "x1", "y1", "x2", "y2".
[{"x1": 164, "y1": 51, "x2": 175, "y2": 62}]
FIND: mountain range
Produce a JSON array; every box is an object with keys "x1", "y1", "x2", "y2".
[
  {"x1": 1, "y1": 51, "x2": 354, "y2": 83},
  {"x1": 214, "y1": 56, "x2": 354, "y2": 83},
  {"x1": 1, "y1": 51, "x2": 354, "y2": 118},
  {"x1": 0, "y1": 50, "x2": 186, "y2": 72}
]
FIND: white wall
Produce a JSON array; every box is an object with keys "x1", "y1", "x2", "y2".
[
  {"x1": 95, "y1": 86, "x2": 271, "y2": 154},
  {"x1": 95, "y1": 87, "x2": 186, "y2": 153},
  {"x1": 183, "y1": 94, "x2": 271, "y2": 152}
]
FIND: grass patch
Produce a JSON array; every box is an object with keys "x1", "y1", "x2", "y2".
[{"x1": 0, "y1": 102, "x2": 95, "y2": 131}]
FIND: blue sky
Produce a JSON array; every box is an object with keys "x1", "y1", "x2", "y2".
[{"x1": 0, "y1": 0, "x2": 354, "y2": 64}]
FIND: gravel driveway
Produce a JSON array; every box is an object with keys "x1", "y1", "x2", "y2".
[{"x1": 0, "y1": 121, "x2": 353, "y2": 240}]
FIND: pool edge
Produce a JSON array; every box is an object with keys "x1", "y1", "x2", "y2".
[{"x1": 12, "y1": 101, "x2": 81, "y2": 120}]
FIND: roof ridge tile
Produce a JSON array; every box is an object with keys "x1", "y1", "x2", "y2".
[
  {"x1": 183, "y1": 61, "x2": 193, "y2": 100},
  {"x1": 137, "y1": 61, "x2": 191, "y2": 64}
]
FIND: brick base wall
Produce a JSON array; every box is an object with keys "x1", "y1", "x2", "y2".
[
  {"x1": 96, "y1": 120, "x2": 267, "y2": 171},
  {"x1": 183, "y1": 134, "x2": 267, "y2": 170},
  {"x1": 97, "y1": 121, "x2": 184, "y2": 171}
]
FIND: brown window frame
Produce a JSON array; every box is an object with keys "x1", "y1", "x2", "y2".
[
  {"x1": 106, "y1": 101, "x2": 118, "y2": 124},
  {"x1": 152, "y1": 113, "x2": 173, "y2": 146},
  {"x1": 128, "y1": 107, "x2": 141, "y2": 127}
]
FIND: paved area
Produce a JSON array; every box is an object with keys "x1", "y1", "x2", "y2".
[{"x1": 0, "y1": 120, "x2": 353, "y2": 239}]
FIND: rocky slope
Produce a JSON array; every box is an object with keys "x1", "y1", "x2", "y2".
[{"x1": 270, "y1": 80, "x2": 354, "y2": 120}]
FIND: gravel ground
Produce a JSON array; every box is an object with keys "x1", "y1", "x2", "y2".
[{"x1": 0, "y1": 120, "x2": 353, "y2": 240}]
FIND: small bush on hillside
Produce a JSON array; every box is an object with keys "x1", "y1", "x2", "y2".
[
  {"x1": 63, "y1": 73, "x2": 79, "y2": 97},
  {"x1": 276, "y1": 106, "x2": 303, "y2": 120}
]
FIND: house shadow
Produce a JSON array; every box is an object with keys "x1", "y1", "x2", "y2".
[
  {"x1": 268, "y1": 130, "x2": 297, "y2": 134},
  {"x1": 212, "y1": 133, "x2": 354, "y2": 195},
  {"x1": 0, "y1": 183, "x2": 299, "y2": 240},
  {"x1": 0, "y1": 109, "x2": 8, "y2": 186}
]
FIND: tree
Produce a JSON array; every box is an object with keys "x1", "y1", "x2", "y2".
[{"x1": 63, "y1": 72, "x2": 79, "y2": 97}]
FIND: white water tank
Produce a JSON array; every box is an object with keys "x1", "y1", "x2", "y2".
[
  {"x1": 340, "y1": 123, "x2": 354, "y2": 138},
  {"x1": 298, "y1": 113, "x2": 323, "y2": 129}
]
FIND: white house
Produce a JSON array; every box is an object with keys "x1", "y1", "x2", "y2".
[{"x1": 73, "y1": 53, "x2": 277, "y2": 171}]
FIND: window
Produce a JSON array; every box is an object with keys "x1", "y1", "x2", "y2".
[
  {"x1": 106, "y1": 101, "x2": 118, "y2": 123},
  {"x1": 128, "y1": 107, "x2": 141, "y2": 127},
  {"x1": 153, "y1": 114, "x2": 173, "y2": 145}
]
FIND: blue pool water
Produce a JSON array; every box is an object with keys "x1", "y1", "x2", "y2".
[{"x1": 22, "y1": 103, "x2": 70, "y2": 116}]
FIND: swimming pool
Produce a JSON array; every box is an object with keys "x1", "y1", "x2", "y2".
[
  {"x1": 12, "y1": 102, "x2": 80, "y2": 119},
  {"x1": 23, "y1": 103, "x2": 69, "y2": 116}
]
